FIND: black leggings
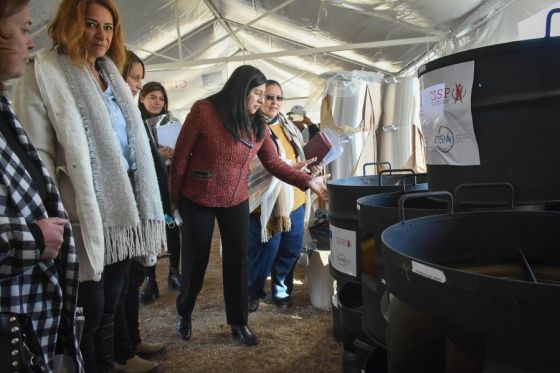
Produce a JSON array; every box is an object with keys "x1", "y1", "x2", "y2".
[
  {"x1": 78, "y1": 259, "x2": 130, "y2": 373},
  {"x1": 176, "y1": 198, "x2": 249, "y2": 325},
  {"x1": 145, "y1": 223, "x2": 181, "y2": 277}
]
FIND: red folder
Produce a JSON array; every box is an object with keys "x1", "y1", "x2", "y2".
[{"x1": 303, "y1": 131, "x2": 332, "y2": 167}]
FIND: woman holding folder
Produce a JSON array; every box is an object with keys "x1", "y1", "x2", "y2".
[
  {"x1": 247, "y1": 80, "x2": 321, "y2": 313},
  {"x1": 138, "y1": 81, "x2": 183, "y2": 303}
]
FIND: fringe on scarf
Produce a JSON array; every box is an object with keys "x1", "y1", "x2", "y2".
[
  {"x1": 104, "y1": 220, "x2": 167, "y2": 265},
  {"x1": 263, "y1": 215, "x2": 292, "y2": 243}
]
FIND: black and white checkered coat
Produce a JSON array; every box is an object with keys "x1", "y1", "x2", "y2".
[{"x1": 0, "y1": 96, "x2": 83, "y2": 373}]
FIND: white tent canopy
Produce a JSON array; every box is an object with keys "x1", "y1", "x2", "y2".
[{"x1": 27, "y1": 0, "x2": 560, "y2": 121}]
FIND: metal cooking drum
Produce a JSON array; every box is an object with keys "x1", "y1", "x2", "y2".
[
  {"x1": 419, "y1": 12, "x2": 560, "y2": 205},
  {"x1": 381, "y1": 200, "x2": 560, "y2": 371},
  {"x1": 328, "y1": 162, "x2": 427, "y2": 281}
]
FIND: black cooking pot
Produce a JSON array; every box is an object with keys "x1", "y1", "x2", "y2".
[
  {"x1": 419, "y1": 19, "x2": 560, "y2": 205},
  {"x1": 328, "y1": 164, "x2": 428, "y2": 352},
  {"x1": 328, "y1": 162, "x2": 427, "y2": 281},
  {"x1": 359, "y1": 184, "x2": 527, "y2": 372},
  {"x1": 357, "y1": 183, "x2": 449, "y2": 348},
  {"x1": 328, "y1": 163, "x2": 427, "y2": 221},
  {"x1": 382, "y1": 196, "x2": 560, "y2": 371}
]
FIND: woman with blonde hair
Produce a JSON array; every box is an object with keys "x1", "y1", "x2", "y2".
[{"x1": 13, "y1": 1, "x2": 166, "y2": 372}]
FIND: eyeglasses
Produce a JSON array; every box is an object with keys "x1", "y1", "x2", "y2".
[{"x1": 265, "y1": 94, "x2": 285, "y2": 102}]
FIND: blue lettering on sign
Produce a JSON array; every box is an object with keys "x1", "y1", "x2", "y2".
[
  {"x1": 435, "y1": 134, "x2": 453, "y2": 145},
  {"x1": 435, "y1": 126, "x2": 455, "y2": 153}
]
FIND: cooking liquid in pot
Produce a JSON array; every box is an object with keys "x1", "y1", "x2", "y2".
[{"x1": 451, "y1": 263, "x2": 560, "y2": 283}]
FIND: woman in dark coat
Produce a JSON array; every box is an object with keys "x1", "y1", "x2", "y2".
[{"x1": 138, "y1": 81, "x2": 182, "y2": 303}]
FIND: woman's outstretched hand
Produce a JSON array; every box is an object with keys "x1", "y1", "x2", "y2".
[
  {"x1": 295, "y1": 158, "x2": 322, "y2": 176},
  {"x1": 308, "y1": 174, "x2": 330, "y2": 202},
  {"x1": 294, "y1": 157, "x2": 316, "y2": 173}
]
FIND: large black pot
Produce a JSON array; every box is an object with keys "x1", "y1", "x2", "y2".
[
  {"x1": 419, "y1": 26, "x2": 560, "y2": 205},
  {"x1": 328, "y1": 163, "x2": 427, "y2": 353},
  {"x1": 381, "y1": 203, "x2": 560, "y2": 371},
  {"x1": 328, "y1": 163, "x2": 427, "y2": 281},
  {"x1": 357, "y1": 188, "x2": 449, "y2": 348}
]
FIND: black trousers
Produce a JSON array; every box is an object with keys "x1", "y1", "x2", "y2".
[
  {"x1": 78, "y1": 259, "x2": 130, "y2": 373},
  {"x1": 114, "y1": 260, "x2": 146, "y2": 364},
  {"x1": 176, "y1": 198, "x2": 249, "y2": 325},
  {"x1": 145, "y1": 222, "x2": 181, "y2": 278}
]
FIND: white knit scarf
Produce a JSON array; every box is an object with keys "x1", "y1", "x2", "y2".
[
  {"x1": 58, "y1": 55, "x2": 167, "y2": 264},
  {"x1": 250, "y1": 114, "x2": 310, "y2": 242}
]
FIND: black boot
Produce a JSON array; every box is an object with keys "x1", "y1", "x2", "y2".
[
  {"x1": 140, "y1": 276, "x2": 159, "y2": 304},
  {"x1": 231, "y1": 325, "x2": 258, "y2": 346},
  {"x1": 168, "y1": 266, "x2": 182, "y2": 290},
  {"x1": 248, "y1": 296, "x2": 260, "y2": 313},
  {"x1": 176, "y1": 315, "x2": 192, "y2": 341}
]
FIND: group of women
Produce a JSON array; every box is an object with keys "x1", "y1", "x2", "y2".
[{"x1": 0, "y1": 1, "x2": 328, "y2": 372}]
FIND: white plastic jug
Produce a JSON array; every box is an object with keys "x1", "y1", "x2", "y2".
[{"x1": 306, "y1": 249, "x2": 334, "y2": 311}]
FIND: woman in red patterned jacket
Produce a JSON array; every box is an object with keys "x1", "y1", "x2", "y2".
[{"x1": 170, "y1": 65, "x2": 328, "y2": 346}]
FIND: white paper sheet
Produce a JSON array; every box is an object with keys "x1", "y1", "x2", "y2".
[
  {"x1": 156, "y1": 122, "x2": 182, "y2": 148},
  {"x1": 329, "y1": 224, "x2": 357, "y2": 277},
  {"x1": 419, "y1": 61, "x2": 480, "y2": 165}
]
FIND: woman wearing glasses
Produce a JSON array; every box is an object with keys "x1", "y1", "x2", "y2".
[{"x1": 247, "y1": 80, "x2": 320, "y2": 312}]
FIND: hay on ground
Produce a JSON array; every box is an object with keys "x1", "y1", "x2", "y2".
[{"x1": 139, "y1": 231, "x2": 343, "y2": 372}]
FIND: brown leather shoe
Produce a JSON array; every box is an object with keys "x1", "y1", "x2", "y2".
[
  {"x1": 135, "y1": 341, "x2": 165, "y2": 359},
  {"x1": 113, "y1": 355, "x2": 161, "y2": 373}
]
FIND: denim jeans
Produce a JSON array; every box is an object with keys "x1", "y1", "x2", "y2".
[{"x1": 248, "y1": 204, "x2": 305, "y2": 301}]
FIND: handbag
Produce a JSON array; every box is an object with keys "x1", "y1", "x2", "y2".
[{"x1": 0, "y1": 313, "x2": 44, "y2": 373}]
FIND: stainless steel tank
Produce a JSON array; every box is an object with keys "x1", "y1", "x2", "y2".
[
  {"x1": 321, "y1": 71, "x2": 382, "y2": 180},
  {"x1": 378, "y1": 77, "x2": 420, "y2": 170}
]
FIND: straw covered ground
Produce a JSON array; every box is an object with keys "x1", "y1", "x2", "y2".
[{"x1": 138, "y1": 229, "x2": 343, "y2": 372}]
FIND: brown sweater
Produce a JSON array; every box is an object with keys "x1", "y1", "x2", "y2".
[{"x1": 170, "y1": 100, "x2": 312, "y2": 208}]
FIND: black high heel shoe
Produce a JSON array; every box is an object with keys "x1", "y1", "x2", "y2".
[
  {"x1": 176, "y1": 315, "x2": 192, "y2": 341},
  {"x1": 140, "y1": 275, "x2": 159, "y2": 304},
  {"x1": 231, "y1": 324, "x2": 258, "y2": 346},
  {"x1": 168, "y1": 266, "x2": 182, "y2": 290}
]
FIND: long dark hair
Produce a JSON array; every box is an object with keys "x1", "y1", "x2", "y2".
[
  {"x1": 207, "y1": 65, "x2": 267, "y2": 142},
  {"x1": 139, "y1": 81, "x2": 169, "y2": 118}
]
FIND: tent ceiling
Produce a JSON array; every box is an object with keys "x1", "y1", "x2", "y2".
[
  {"x1": 29, "y1": 0, "x2": 527, "y2": 75},
  {"x1": 24, "y1": 0, "x2": 556, "y2": 117}
]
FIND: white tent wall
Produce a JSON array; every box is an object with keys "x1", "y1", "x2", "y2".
[
  {"x1": 15, "y1": 0, "x2": 560, "y2": 170},
  {"x1": 399, "y1": 0, "x2": 558, "y2": 77},
  {"x1": 144, "y1": 58, "x2": 316, "y2": 123}
]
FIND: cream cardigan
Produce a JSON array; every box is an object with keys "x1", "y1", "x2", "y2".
[{"x1": 12, "y1": 49, "x2": 149, "y2": 281}]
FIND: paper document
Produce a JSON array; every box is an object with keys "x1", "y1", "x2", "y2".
[{"x1": 156, "y1": 122, "x2": 182, "y2": 148}]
